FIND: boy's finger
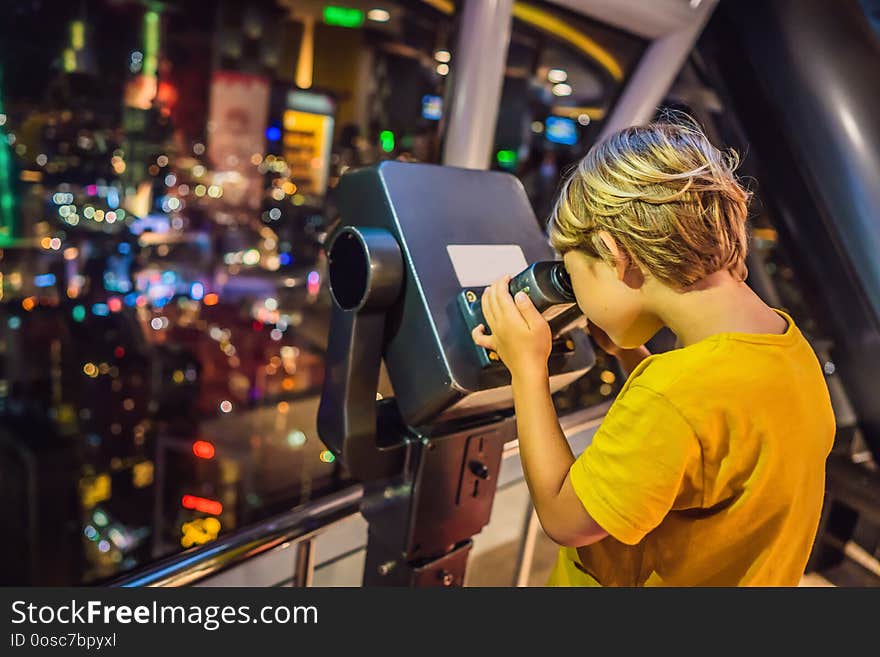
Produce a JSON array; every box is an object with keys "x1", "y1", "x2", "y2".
[
  {"x1": 481, "y1": 287, "x2": 497, "y2": 329},
  {"x1": 471, "y1": 324, "x2": 496, "y2": 351},
  {"x1": 494, "y1": 275, "x2": 525, "y2": 326},
  {"x1": 514, "y1": 291, "x2": 544, "y2": 330}
]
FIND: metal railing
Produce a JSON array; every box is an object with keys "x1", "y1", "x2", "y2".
[{"x1": 113, "y1": 403, "x2": 609, "y2": 588}]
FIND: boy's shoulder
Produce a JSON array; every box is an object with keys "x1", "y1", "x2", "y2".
[
  {"x1": 625, "y1": 326, "x2": 823, "y2": 416},
  {"x1": 628, "y1": 338, "x2": 726, "y2": 396}
]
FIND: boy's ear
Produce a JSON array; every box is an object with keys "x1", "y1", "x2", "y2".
[
  {"x1": 597, "y1": 230, "x2": 629, "y2": 282},
  {"x1": 598, "y1": 230, "x2": 645, "y2": 289}
]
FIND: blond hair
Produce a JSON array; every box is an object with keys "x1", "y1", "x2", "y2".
[{"x1": 548, "y1": 118, "x2": 750, "y2": 289}]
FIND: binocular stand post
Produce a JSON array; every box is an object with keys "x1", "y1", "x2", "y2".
[{"x1": 360, "y1": 414, "x2": 515, "y2": 587}]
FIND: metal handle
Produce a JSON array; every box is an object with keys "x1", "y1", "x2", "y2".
[{"x1": 317, "y1": 226, "x2": 408, "y2": 481}]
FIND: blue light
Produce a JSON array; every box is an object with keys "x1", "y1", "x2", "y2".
[
  {"x1": 266, "y1": 125, "x2": 282, "y2": 142},
  {"x1": 191, "y1": 282, "x2": 205, "y2": 300},
  {"x1": 118, "y1": 242, "x2": 131, "y2": 255},
  {"x1": 92, "y1": 303, "x2": 109, "y2": 317},
  {"x1": 544, "y1": 116, "x2": 579, "y2": 146},
  {"x1": 161, "y1": 271, "x2": 176, "y2": 284},
  {"x1": 8, "y1": 316, "x2": 21, "y2": 330},
  {"x1": 34, "y1": 273, "x2": 56, "y2": 288},
  {"x1": 279, "y1": 253, "x2": 292, "y2": 266},
  {"x1": 422, "y1": 95, "x2": 443, "y2": 121},
  {"x1": 107, "y1": 187, "x2": 120, "y2": 209},
  {"x1": 124, "y1": 293, "x2": 138, "y2": 307}
]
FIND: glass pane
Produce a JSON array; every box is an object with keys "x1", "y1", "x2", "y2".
[{"x1": 0, "y1": 0, "x2": 458, "y2": 585}]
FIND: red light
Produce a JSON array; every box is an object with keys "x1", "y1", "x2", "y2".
[
  {"x1": 108, "y1": 297, "x2": 122, "y2": 313},
  {"x1": 181, "y1": 494, "x2": 222, "y2": 515},
  {"x1": 252, "y1": 320, "x2": 263, "y2": 331},
  {"x1": 114, "y1": 346, "x2": 125, "y2": 358},
  {"x1": 203, "y1": 293, "x2": 219, "y2": 306},
  {"x1": 192, "y1": 440, "x2": 215, "y2": 459}
]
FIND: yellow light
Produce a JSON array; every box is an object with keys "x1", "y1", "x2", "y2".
[
  {"x1": 40, "y1": 237, "x2": 52, "y2": 249},
  {"x1": 600, "y1": 370, "x2": 616, "y2": 384},
  {"x1": 551, "y1": 105, "x2": 606, "y2": 121},
  {"x1": 282, "y1": 181, "x2": 296, "y2": 195},
  {"x1": 63, "y1": 247, "x2": 79, "y2": 260},
  {"x1": 172, "y1": 369, "x2": 185, "y2": 384},
  {"x1": 132, "y1": 461, "x2": 154, "y2": 488},
  {"x1": 83, "y1": 362, "x2": 98, "y2": 377},
  {"x1": 21, "y1": 296, "x2": 36, "y2": 311},
  {"x1": 277, "y1": 401, "x2": 289, "y2": 413},
  {"x1": 80, "y1": 474, "x2": 112, "y2": 509},
  {"x1": 295, "y1": 16, "x2": 314, "y2": 89},
  {"x1": 180, "y1": 516, "x2": 222, "y2": 548},
  {"x1": 71, "y1": 21, "x2": 85, "y2": 50},
  {"x1": 194, "y1": 184, "x2": 206, "y2": 197}
]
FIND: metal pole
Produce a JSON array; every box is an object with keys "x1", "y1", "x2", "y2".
[
  {"x1": 442, "y1": 0, "x2": 514, "y2": 170},
  {"x1": 293, "y1": 538, "x2": 316, "y2": 587},
  {"x1": 598, "y1": 0, "x2": 718, "y2": 139}
]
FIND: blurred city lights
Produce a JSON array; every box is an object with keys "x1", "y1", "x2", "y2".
[
  {"x1": 192, "y1": 440, "x2": 216, "y2": 459},
  {"x1": 181, "y1": 494, "x2": 223, "y2": 516},
  {"x1": 552, "y1": 83, "x2": 573, "y2": 96},
  {"x1": 547, "y1": 68, "x2": 567, "y2": 83},
  {"x1": 287, "y1": 430, "x2": 307, "y2": 447},
  {"x1": 379, "y1": 130, "x2": 395, "y2": 152},
  {"x1": 367, "y1": 9, "x2": 391, "y2": 23},
  {"x1": 323, "y1": 6, "x2": 364, "y2": 28}
]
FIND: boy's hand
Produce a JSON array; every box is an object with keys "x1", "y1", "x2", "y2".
[{"x1": 471, "y1": 275, "x2": 552, "y2": 377}]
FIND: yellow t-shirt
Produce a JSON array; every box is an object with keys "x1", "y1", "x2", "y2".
[{"x1": 548, "y1": 310, "x2": 835, "y2": 586}]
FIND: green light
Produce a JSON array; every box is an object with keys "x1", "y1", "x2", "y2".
[
  {"x1": 143, "y1": 10, "x2": 160, "y2": 78},
  {"x1": 63, "y1": 49, "x2": 76, "y2": 73},
  {"x1": 323, "y1": 6, "x2": 364, "y2": 28},
  {"x1": 379, "y1": 130, "x2": 395, "y2": 153},
  {"x1": 0, "y1": 64, "x2": 16, "y2": 241},
  {"x1": 93, "y1": 510, "x2": 109, "y2": 527},
  {"x1": 72, "y1": 305, "x2": 86, "y2": 322},
  {"x1": 496, "y1": 149, "x2": 517, "y2": 168}
]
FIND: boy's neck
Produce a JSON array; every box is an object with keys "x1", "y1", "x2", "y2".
[{"x1": 650, "y1": 271, "x2": 786, "y2": 347}]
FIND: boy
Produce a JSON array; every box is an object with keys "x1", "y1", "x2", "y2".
[{"x1": 472, "y1": 119, "x2": 835, "y2": 586}]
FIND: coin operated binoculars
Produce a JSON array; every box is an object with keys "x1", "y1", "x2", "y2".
[{"x1": 318, "y1": 162, "x2": 594, "y2": 586}]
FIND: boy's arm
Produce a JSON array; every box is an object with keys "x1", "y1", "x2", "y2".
[
  {"x1": 512, "y1": 365, "x2": 609, "y2": 547},
  {"x1": 473, "y1": 275, "x2": 608, "y2": 548}
]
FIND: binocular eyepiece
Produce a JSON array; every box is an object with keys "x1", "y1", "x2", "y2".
[{"x1": 506, "y1": 261, "x2": 574, "y2": 314}]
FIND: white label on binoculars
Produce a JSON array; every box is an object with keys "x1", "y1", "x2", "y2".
[{"x1": 447, "y1": 245, "x2": 528, "y2": 287}]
